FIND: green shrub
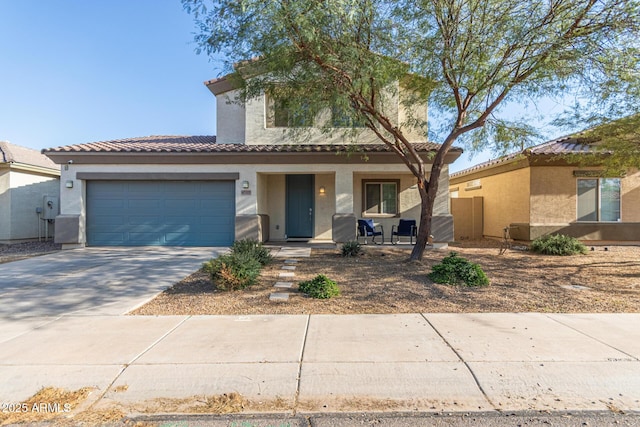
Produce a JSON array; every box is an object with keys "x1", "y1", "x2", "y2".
[
  {"x1": 231, "y1": 239, "x2": 273, "y2": 266},
  {"x1": 298, "y1": 274, "x2": 341, "y2": 299},
  {"x1": 530, "y1": 234, "x2": 588, "y2": 256},
  {"x1": 341, "y1": 240, "x2": 362, "y2": 257},
  {"x1": 428, "y1": 252, "x2": 490, "y2": 287},
  {"x1": 203, "y1": 252, "x2": 262, "y2": 290}
]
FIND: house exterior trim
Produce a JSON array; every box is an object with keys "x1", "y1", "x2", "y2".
[
  {"x1": 75, "y1": 172, "x2": 240, "y2": 181},
  {"x1": 47, "y1": 151, "x2": 462, "y2": 166}
]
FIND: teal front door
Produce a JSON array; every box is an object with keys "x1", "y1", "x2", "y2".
[{"x1": 286, "y1": 174, "x2": 314, "y2": 238}]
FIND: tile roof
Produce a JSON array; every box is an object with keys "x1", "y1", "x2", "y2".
[
  {"x1": 42, "y1": 135, "x2": 455, "y2": 154},
  {"x1": 0, "y1": 141, "x2": 59, "y2": 170},
  {"x1": 451, "y1": 135, "x2": 601, "y2": 177}
]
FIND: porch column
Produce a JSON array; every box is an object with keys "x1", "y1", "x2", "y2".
[
  {"x1": 335, "y1": 168, "x2": 353, "y2": 213},
  {"x1": 332, "y1": 169, "x2": 356, "y2": 242},
  {"x1": 236, "y1": 169, "x2": 267, "y2": 242}
]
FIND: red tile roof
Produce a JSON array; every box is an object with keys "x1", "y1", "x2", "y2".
[{"x1": 42, "y1": 135, "x2": 456, "y2": 154}]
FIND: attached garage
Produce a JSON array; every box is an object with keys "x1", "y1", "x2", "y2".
[{"x1": 86, "y1": 180, "x2": 235, "y2": 246}]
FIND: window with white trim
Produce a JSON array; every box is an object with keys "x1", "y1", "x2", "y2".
[
  {"x1": 577, "y1": 178, "x2": 621, "y2": 222},
  {"x1": 363, "y1": 180, "x2": 398, "y2": 215}
]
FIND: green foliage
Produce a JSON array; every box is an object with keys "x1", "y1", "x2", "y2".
[
  {"x1": 231, "y1": 238, "x2": 273, "y2": 266},
  {"x1": 184, "y1": 0, "x2": 640, "y2": 260},
  {"x1": 298, "y1": 274, "x2": 341, "y2": 299},
  {"x1": 530, "y1": 234, "x2": 588, "y2": 256},
  {"x1": 341, "y1": 240, "x2": 362, "y2": 257},
  {"x1": 203, "y1": 252, "x2": 261, "y2": 291},
  {"x1": 428, "y1": 252, "x2": 490, "y2": 287}
]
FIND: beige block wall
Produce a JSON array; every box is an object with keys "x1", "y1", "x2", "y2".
[
  {"x1": 531, "y1": 165, "x2": 640, "y2": 224},
  {"x1": 0, "y1": 169, "x2": 10, "y2": 240},
  {"x1": 452, "y1": 167, "x2": 531, "y2": 238},
  {"x1": 622, "y1": 169, "x2": 640, "y2": 221},
  {"x1": 530, "y1": 166, "x2": 578, "y2": 224},
  {"x1": 4, "y1": 169, "x2": 59, "y2": 240}
]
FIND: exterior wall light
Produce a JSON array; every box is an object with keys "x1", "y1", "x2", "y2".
[
  {"x1": 242, "y1": 180, "x2": 250, "y2": 189},
  {"x1": 319, "y1": 186, "x2": 326, "y2": 195},
  {"x1": 65, "y1": 180, "x2": 74, "y2": 188}
]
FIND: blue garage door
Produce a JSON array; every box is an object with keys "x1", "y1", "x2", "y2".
[{"x1": 86, "y1": 181, "x2": 235, "y2": 246}]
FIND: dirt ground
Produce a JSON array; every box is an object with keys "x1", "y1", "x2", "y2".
[{"x1": 132, "y1": 242, "x2": 640, "y2": 315}]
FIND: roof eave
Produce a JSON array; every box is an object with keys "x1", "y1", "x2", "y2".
[{"x1": 44, "y1": 148, "x2": 462, "y2": 166}]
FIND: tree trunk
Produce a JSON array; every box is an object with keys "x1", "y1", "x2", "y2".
[{"x1": 409, "y1": 161, "x2": 443, "y2": 261}]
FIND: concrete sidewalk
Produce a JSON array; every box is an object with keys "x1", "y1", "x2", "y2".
[{"x1": 1, "y1": 313, "x2": 639, "y2": 416}]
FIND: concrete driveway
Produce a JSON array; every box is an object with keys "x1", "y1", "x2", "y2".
[{"x1": 0, "y1": 246, "x2": 222, "y2": 320}]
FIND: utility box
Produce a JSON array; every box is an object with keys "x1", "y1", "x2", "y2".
[{"x1": 43, "y1": 196, "x2": 59, "y2": 220}]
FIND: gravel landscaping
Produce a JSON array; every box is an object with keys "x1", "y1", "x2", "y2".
[
  {"x1": 131, "y1": 241, "x2": 640, "y2": 315},
  {"x1": 0, "y1": 241, "x2": 61, "y2": 264}
]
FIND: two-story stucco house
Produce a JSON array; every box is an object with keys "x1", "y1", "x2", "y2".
[{"x1": 43, "y1": 76, "x2": 461, "y2": 248}]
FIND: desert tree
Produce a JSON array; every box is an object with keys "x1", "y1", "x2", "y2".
[{"x1": 183, "y1": 0, "x2": 640, "y2": 260}]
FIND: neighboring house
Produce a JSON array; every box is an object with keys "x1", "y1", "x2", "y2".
[
  {"x1": 0, "y1": 141, "x2": 60, "y2": 242},
  {"x1": 449, "y1": 136, "x2": 640, "y2": 243},
  {"x1": 43, "y1": 76, "x2": 461, "y2": 248}
]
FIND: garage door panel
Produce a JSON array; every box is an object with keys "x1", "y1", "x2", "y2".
[
  {"x1": 128, "y1": 233, "x2": 162, "y2": 245},
  {"x1": 87, "y1": 181, "x2": 235, "y2": 246},
  {"x1": 128, "y1": 199, "x2": 162, "y2": 209}
]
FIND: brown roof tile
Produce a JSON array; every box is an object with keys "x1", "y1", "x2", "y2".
[
  {"x1": 451, "y1": 135, "x2": 602, "y2": 177},
  {"x1": 1, "y1": 141, "x2": 59, "y2": 170},
  {"x1": 42, "y1": 135, "x2": 455, "y2": 155}
]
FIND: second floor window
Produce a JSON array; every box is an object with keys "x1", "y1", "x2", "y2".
[
  {"x1": 331, "y1": 104, "x2": 366, "y2": 128},
  {"x1": 268, "y1": 97, "x2": 314, "y2": 128}
]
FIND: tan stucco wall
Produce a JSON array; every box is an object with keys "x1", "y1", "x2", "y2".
[
  {"x1": 59, "y1": 161, "x2": 451, "y2": 245},
  {"x1": 216, "y1": 90, "x2": 246, "y2": 144},
  {"x1": 314, "y1": 173, "x2": 335, "y2": 240},
  {"x1": 451, "y1": 166, "x2": 530, "y2": 238},
  {"x1": 529, "y1": 166, "x2": 590, "y2": 224},
  {"x1": 451, "y1": 163, "x2": 640, "y2": 241},
  {"x1": 622, "y1": 169, "x2": 640, "y2": 221},
  {"x1": 220, "y1": 83, "x2": 428, "y2": 145}
]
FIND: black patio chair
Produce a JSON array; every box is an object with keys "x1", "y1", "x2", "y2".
[
  {"x1": 391, "y1": 219, "x2": 417, "y2": 245},
  {"x1": 357, "y1": 219, "x2": 384, "y2": 245}
]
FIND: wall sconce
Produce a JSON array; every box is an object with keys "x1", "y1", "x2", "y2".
[
  {"x1": 319, "y1": 186, "x2": 326, "y2": 195},
  {"x1": 242, "y1": 180, "x2": 250, "y2": 189},
  {"x1": 65, "y1": 180, "x2": 74, "y2": 188}
]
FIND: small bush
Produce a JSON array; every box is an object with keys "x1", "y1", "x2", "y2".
[
  {"x1": 530, "y1": 234, "x2": 588, "y2": 256},
  {"x1": 341, "y1": 240, "x2": 362, "y2": 257},
  {"x1": 231, "y1": 239, "x2": 273, "y2": 266},
  {"x1": 298, "y1": 274, "x2": 341, "y2": 299},
  {"x1": 428, "y1": 252, "x2": 490, "y2": 287},
  {"x1": 203, "y1": 252, "x2": 261, "y2": 291}
]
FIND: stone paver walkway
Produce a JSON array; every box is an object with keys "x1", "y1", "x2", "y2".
[{"x1": 269, "y1": 247, "x2": 310, "y2": 302}]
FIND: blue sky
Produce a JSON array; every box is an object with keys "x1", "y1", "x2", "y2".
[
  {"x1": 0, "y1": 0, "x2": 219, "y2": 151},
  {"x1": 0, "y1": 1, "x2": 572, "y2": 172}
]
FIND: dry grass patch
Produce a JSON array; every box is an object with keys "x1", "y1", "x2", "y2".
[
  {"x1": 131, "y1": 243, "x2": 640, "y2": 315},
  {"x1": 0, "y1": 386, "x2": 126, "y2": 426}
]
